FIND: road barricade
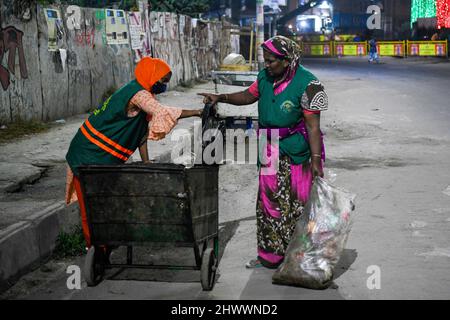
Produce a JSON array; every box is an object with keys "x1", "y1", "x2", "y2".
[
  {"x1": 301, "y1": 41, "x2": 333, "y2": 57},
  {"x1": 407, "y1": 40, "x2": 448, "y2": 57},
  {"x1": 376, "y1": 41, "x2": 406, "y2": 57},
  {"x1": 297, "y1": 40, "x2": 448, "y2": 58},
  {"x1": 334, "y1": 41, "x2": 367, "y2": 56}
]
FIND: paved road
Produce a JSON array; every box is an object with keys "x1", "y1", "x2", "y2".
[{"x1": 2, "y1": 57, "x2": 450, "y2": 300}]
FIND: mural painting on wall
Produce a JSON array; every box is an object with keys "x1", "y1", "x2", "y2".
[
  {"x1": 105, "y1": 9, "x2": 129, "y2": 45},
  {"x1": 79, "y1": 21, "x2": 95, "y2": 48},
  {"x1": 0, "y1": 26, "x2": 29, "y2": 91},
  {"x1": 66, "y1": 5, "x2": 95, "y2": 48},
  {"x1": 95, "y1": 10, "x2": 107, "y2": 46}
]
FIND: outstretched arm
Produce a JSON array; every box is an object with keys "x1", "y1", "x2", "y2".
[
  {"x1": 198, "y1": 89, "x2": 258, "y2": 106},
  {"x1": 179, "y1": 109, "x2": 203, "y2": 118},
  {"x1": 132, "y1": 91, "x2": 203, "y2": 119}
]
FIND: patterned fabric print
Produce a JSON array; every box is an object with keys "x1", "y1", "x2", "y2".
[
  {"x1": 256, "y1": 156, "x2": 311, "y2": 259},
  {"x1": 300, "y1": 80, "x2": 328, "y2": 112},
  {"x1": 130, "y1": 90, "x2": 182, "y2": 141}
]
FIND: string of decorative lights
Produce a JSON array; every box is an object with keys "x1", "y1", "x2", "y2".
[
  {"x1": 436, "y1": 0, "x2": 450, "y2": 28},
  {"x1": 411, "y1": 0, "x2": 437, "y2": 27}
]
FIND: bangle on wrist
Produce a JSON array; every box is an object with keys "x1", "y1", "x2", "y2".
[{"x1": 311, "y1": 153, "x2": 321, "y2": 158}]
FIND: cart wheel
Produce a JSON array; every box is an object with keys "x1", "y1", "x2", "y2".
[
  {"x1": 84, "y1": 246, "x2": 105, "y2": 287},
  {"x1": 200, "y1": 248, "x2": 217, "y2": 291}
]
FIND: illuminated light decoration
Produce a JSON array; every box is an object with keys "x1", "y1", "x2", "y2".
[
  {"x1": 411, "y1": 0, "x2": 437, "y2": 27},
  {"x1": 437, "y1": 0, "x2": 450, "y2": 28}
]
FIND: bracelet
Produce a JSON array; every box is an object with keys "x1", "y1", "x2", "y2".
[
  {"x1": 311, "y1": 154, "x2": 322, "y2": 158},
  {"x1": 224, "y1": 94, "x2": 228, "y2": 102}
]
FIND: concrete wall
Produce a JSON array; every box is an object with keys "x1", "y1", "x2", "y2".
[{"x1": 0, "y1": 3, "x2": 234, "y2": 123}]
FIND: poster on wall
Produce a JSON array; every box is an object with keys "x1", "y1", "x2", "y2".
[
  {"x1": 208, "y1": 25, "x2": 214, "y2": 47},
  {"x1": 128, "y1": 12, "x2": 143, "y2": 50},
  {"x1": 150, "y1": 12, "x2": 159, "y2": 33},
  {"x1": 165, "y1": 13, "x2": 172, "y2": 39},
  {"x1": 105, "y1": 9, "x2": 129, "y2": 45},
  {"x1": 44, "y1": 8, "x2": 65, "y2": 51},
  {"x1": 179, "y1": 15, "x2": 185, "y2": 37},
  {"x1": 138, "y1": 0, "x2": 151, "y2": 57}
]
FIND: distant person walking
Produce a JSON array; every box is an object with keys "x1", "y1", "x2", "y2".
[
  {"x1": 431, "y1": 32, "x2": 439, "y2": 41},
  {"x1": 368, "y1": 37, "x2": 380, "y2": 63}
]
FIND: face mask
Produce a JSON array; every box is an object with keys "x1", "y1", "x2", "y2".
[{"x1": 151, "y1": 81, "x2": 167, "y2": 94}]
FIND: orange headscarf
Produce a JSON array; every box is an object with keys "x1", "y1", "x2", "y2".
[{"x1": 135, "y1": 57, "x2": 171, "y2": 92}]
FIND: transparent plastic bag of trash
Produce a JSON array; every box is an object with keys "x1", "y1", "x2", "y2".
[{"x1": 272, "y1": 176, "x2": 356, "y2": 290}]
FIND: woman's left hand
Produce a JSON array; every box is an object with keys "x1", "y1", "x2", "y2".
[
  {"x1": 311, "y1": 159, "x2": 324, "y2": 178},
  {"x1": 180, "y1": 109, "x2": 204, "y2": 119}
]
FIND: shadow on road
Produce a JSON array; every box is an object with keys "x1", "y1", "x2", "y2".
[
  {"x1": 238, "y1": 248, "x2": 357, "y2": 300},
  {"x1": 333, "y1": 249, "x2": 358, "y2": 280},
  {"x1": 239, "y1": 267, "x2": 345, "y2": 300},
  {"x1": 102, "y1": 220, "x2": 240, "y2": 284}
]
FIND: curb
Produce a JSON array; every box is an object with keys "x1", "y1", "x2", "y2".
[
  {"x1": 0, "y1": 165, "x2": 46, "y2": 194},
  {"x1": 0, "y1": 201, "x2": 79, "y2": 293}
]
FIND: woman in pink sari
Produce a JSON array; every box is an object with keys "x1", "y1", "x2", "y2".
[{"x1": 199, "y1": 36, "x2": 328, "y2": 268}]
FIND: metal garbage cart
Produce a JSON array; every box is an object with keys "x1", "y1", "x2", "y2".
[{"x1": 78, "y1": 163, "x2": 219, "y2": 290}]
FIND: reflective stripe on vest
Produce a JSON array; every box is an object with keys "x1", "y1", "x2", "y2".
[
  {"x1": 80, "y1": 122, "x2": 130, "y2": 162},
  {"x1": 85, "y1": 119, "x2": 134, "y2": 156}
]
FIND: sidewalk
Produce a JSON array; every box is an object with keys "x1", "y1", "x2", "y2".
[{"x1": 0, "y1": 81, "x2": 249, "y2": 293}]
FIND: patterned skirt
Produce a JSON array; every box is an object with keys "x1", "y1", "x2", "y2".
[{"x1": 256, "y1": 155, "x2": 314, "y2": 266}]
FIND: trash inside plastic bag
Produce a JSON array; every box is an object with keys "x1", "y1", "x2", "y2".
[{"x1": 272, "y1": 176, "x2": 356, "y2": 290}]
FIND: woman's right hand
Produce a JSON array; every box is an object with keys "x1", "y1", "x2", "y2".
[{"x1": 198, "y1": 93, "x2": 220, "y2": 106}]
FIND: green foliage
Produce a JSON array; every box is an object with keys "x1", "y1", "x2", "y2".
[
  {"x1": 36, "y1": 0, "x2": 139, "y2": 10},
  {"x1": 35, "y1": 0, "x2": 210, "y2": 15},
  {"x1": 53, "y1": 225, "x2": 86, "y2": 259},
  {"x1": 149, "y1": 0, "x2": 210, "y2": 16}
]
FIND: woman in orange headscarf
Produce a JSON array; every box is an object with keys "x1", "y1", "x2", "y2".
[{"x1": 65, "y1": 57, "x2": 203, "y2": 248}]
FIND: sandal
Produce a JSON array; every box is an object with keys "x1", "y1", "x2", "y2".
[{"x1": 245, "y1": 258, "x2": 263, "y2": 269}]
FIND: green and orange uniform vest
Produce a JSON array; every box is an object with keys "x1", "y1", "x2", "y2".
[
  {"x1": 66, "y1": 80, "x2": 148, "y2": 176},
  {"x1": 257, "y1": 65, "x2": 317, "y2": 165}
]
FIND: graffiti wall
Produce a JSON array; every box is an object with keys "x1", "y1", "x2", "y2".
[
  {"x1": 0, "y1": 7, "x2": 40, "y2": 123},
  {"x1": 0, "y1": 2, "x2": 234, "y2": 123}
]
